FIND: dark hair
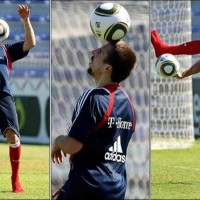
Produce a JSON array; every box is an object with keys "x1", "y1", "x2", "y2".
[{"x1": 103, "y1": 40, "x2": 137, "y2": 83}]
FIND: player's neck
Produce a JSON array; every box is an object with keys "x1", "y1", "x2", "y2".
[{"x1": 95, "y1": 78, "x2": 117, "y2": 87}]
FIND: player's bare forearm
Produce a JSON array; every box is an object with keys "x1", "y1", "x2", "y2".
[
  {"x1": 18, "y1": 4, "x2": 36, "y2": 52},
  {"x1": 183, "y1": 60, "x2": 200, "y2": 77},
  {"x1": 52, "y1": 135, "x2": 83, "y2": 164},
  {"x1": 22, "y1": 18, "x2": 36, "y2": 51},
  {"x1": 56, "y1": 135, "x2": 83, "y2": 154},
  {"x1": 175, "y1": 60, "x2": 200, "y2": 79}
]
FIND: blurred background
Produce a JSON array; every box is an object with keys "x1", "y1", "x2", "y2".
[
  {"x1": 0, "y1": 0, "x2": 50, "y2": 144},
  {"x1": 191, "y1": 0, "x2": 200, "y2": 136},
  {"x1": 151, "y1": 1, "x2": 200, "y2": 150},
  {"x1": 151, "y1": 1, "x2": 200, "y2": 199},
  {"x1": 0, "y1": 1, "x2": 50, "y2": 199}
]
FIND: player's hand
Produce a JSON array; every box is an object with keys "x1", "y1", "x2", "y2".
[
  {"x1": 174, "y1": 72, "x2": 183, "y2": 79},
  {"x1": 18, "y1": 4, "x2": 30, "y2": 20},
  {"x1": 52, "y1": 186, "x2": 62, "y2": 199},
  {"x1": 51, "y1": 143, "x2": 63, "y2": 164},
  {"x1": 51, "y1": 138, "x2": 67, "y2": 164}
]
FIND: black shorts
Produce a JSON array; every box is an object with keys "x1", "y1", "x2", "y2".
[
  {"x1": 0, "y1": 92, "x2": 20, "y2": 137},
  {"x1": 57, "y1": 169, "x2": 125, "y2": 200}
]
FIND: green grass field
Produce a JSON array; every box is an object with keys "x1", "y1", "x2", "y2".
[
  {"x1": 0, "y1": 143, "x2": 49, "y2": 199},
  {"x1": 2, "y1": 139, "x2": 199, "y2": 199},
  {"x1": 151, "y1": 138, "x2": 200, "y2": 199}
]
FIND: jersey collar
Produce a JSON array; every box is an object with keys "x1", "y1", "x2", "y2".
[{"x1": 101, "y1": 83, "x2": 121, "y2": 90}]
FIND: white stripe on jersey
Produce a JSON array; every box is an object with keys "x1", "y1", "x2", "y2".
[
  {"x1": 68, "y1": 89, "x2": 93, "y2": 134},
  {"x1": 67, "y1": 88, "x2": 109, "y2": 134},
  {"x1": 75, "y1": 89, "x2": 92, "y2": 116},
  {"x1": 75, "y1": 88, "x2": 110, "y2": 116}
]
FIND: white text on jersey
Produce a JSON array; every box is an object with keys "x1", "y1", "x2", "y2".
[{"x1": 107, "y1": 117, "x2": 132, "y2": 130}]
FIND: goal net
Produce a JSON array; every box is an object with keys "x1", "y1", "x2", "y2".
[
  {"x1": 151, "y1": 0, "x2": 195, "y2": 149},
  {"x1": 52, "y1": 1, "x2": 150, "y2": 199}
]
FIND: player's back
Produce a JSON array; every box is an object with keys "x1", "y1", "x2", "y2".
[{"x1": 68, "y1": 84, "x2": 136, "y2": 199}]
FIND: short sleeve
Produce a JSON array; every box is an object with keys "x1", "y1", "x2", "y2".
[
  {"x1": 4, "y1": 41, "x2": 29, "y2": 63},
  {"x1": 68, "y1": 90, "x2": 94, "y2": 144}
]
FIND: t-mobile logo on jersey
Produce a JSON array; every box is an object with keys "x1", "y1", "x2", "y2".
[{"x1": 107, "y1": 117, "x2": 132, "y2": 130}]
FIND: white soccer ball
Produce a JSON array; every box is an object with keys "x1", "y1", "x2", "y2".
[
  {"x1": 0, "y1": 19, "x2": 10, "y2": 43},
  {"x1": 90, "y1": 2, "x2": 130, "y2": 42},
  {"x1": 155, "y1": 53, "x2": 180, "y2": 78}
]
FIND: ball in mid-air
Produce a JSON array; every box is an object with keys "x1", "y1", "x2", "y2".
[
  {"x1": 90, "y1": 2, "x2": 130, "y2": 42},
  {"x1": 0, "y1": 19, "x2": 10, "y2": 43},
  {"x1": 155, "y1": 53, "x2": 180, "y2": 78}
]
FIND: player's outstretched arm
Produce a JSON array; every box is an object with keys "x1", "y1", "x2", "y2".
[
  {"x1": 51, "y1": 135, "x2": 83, "y2": 164},
  {"x1": 18, "y1": 4, "x2": 36, "y2": 52},
  {"x1": 175, "y1": 60, "x2": 200, "y2": 79}
]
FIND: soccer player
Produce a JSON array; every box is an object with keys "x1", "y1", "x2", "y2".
[
  {"x1": 52, "y1": 40, "x2": 137, "y2": 199},
  {"x1": 151, "y1": 30, "x2": 200, "y2": 79},
  {"x1": 0, "y1": 5, "x2": 36, "y2": 192}
]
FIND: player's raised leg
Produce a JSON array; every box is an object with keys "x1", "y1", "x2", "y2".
[
  {"x1": 5, "y1": 128, "x2": 24, "y2": 193},
  {"x1": 151, "y1": 30, "x2": 200, "y2": 57}
]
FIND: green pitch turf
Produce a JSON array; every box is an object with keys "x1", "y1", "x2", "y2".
[
  {"x1": 0, "y1": 143, "x2": 49, "y2": 199},
  {"x1": 151, "y1": 138, "x2": 200, "y2": 199}
]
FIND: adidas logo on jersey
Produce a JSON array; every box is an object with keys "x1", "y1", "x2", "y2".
[
  {"x1": 104, "y1": 136, "x2": 126, "y2": 163},
  {"x1": 105, "y1": 152, "x2": 126, "y2": 163}
]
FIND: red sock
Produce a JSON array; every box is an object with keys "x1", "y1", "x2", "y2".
[
  {"x1": 151, "y1": 30, "x2": 200, "y2": 57},
  {"x1": 9, "y1": 142, "x2": 24, "y2": 192}
]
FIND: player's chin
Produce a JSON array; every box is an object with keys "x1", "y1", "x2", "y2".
[{"x1": 87, "y1": 67, "x2": 93, "y2": 76}]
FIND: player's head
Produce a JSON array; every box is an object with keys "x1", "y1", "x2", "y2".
[
  {"x1": 104, "y1": 40, "x2": 137, "y2": 83},
  {"x1": 88, "y1": 40, "x2": 136, "y2": 83}
]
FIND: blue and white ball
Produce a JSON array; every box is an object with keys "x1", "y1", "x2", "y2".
[
  {"x1": 155, "y1": 53, "x2": 180, "y2": 78},
  {"x1": 90, "y1": 2, "x2": 130, "y2": 42},
  {"x1": 0, "y1": 19, "x2": 10, "y2": 43}
]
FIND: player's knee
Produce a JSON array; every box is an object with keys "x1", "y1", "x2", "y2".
[{"x1": 4, "y1": 128, "x2": 19, "y2": 144}]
